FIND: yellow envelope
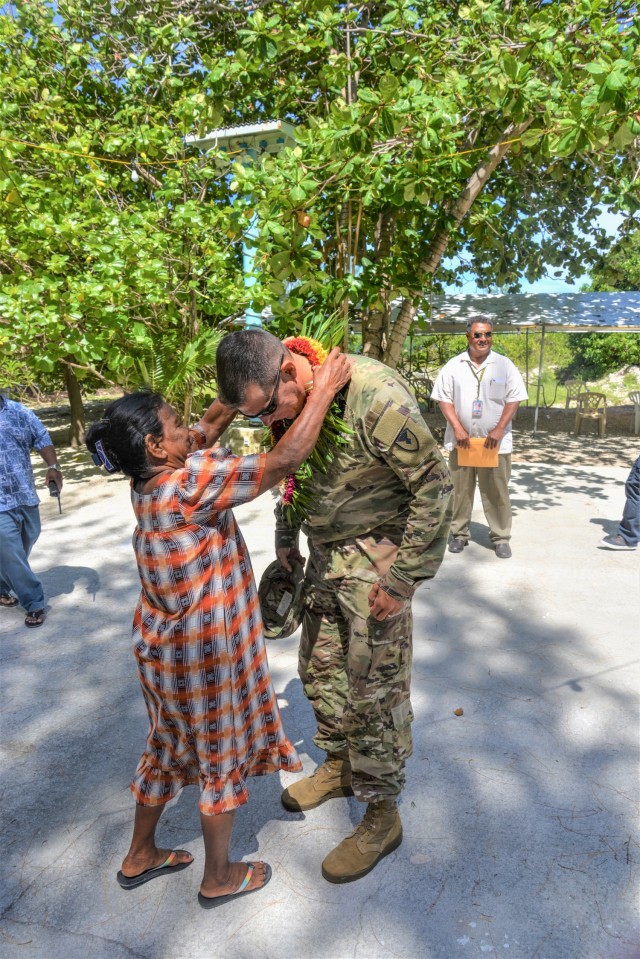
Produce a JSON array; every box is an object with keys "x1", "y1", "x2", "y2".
[{"x1": 457, "y1": 437, "x2": 499, "y2": 468}]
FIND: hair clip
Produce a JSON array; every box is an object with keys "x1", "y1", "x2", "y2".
[{"x1": 93, "y1": 439, "x2": 118, "y2": 473}]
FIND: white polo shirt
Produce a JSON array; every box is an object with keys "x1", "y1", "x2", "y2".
[{"x1": 431, "y1": 350, "x2": 528, "y2": 454}]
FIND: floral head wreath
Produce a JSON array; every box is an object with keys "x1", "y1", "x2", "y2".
[{"x1": 282, "y1": 336, "x2": 329, "y2": 369}]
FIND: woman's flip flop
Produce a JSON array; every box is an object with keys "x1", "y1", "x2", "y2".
[
  {"x1": 198, "y1": 862, "x2": 272, "y2": 908},
  {"x1": 116, "y1": 849, "x2": 194, "y2": 890}
]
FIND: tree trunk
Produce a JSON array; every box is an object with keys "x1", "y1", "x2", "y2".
[
  {"x1": 362, "y1": 209, "x2": 396, "y2": 360},
  {"x1": 384, "y1": 119, "x2": 534, "y2": 369},
  {"x1": 182, "y1": 287, "x2": 199, "y2": 423},
  {"x1": 63, "y1": 362, "x2": 86, "y2": 448}
]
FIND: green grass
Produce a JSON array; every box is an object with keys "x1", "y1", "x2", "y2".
[
  {"x1": 525, "y1": 371, "x2": 563, "y2": 408},
  {"x1": 523, "y1": 368, "x2": 640, "y2": 407}
]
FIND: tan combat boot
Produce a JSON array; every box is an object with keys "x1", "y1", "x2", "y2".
[
  {"x1": 281, "y1": 755, "x2": 354, "y2": 812},
  {"x1": 321, "y1": 798, "x2": 402, "y2": 884}
]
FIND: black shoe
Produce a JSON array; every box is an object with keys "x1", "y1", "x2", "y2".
[
  {"x1": 448, "y1": 537, "x2": 468, "y2": 553},
  {"x1": 495, "y1": 543, "x2": 512, "y2": 559}
]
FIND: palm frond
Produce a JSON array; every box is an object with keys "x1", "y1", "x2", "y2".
[{"x1": 130, "y1": 326, "x2": 222, "y2": 411}]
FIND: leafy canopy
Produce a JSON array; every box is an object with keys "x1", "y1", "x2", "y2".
[{"x1": 0, "y1": 0, "x2": 638, "y2": 389}]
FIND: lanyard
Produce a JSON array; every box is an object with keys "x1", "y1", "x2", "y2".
[{"x1": 466, "y1": 361, "x2": 486, "y2": 398}]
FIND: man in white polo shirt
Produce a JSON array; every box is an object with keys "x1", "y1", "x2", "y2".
[{"x1": 431, "y1": 316, "x2": 528, "y2": 559}]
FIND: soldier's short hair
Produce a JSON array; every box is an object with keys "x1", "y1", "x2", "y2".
[
  {"x1": 216, "y1": 329, "x2": 284, "y2": 407},
  {"x1": 466, "y1": 315, "x2": 493, "y2": 334}
]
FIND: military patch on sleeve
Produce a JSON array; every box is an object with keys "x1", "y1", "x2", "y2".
[
  {"x1": 396, "y1": 427, "x2": 420, "y2": 452},
  {"x1": 371, "y1": 406, "x2": 409, "y2": 448},
  {"x1": 371, "y1": 402, "x2": 436, "y2": 464}
]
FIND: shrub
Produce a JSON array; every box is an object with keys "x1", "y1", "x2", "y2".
[{"x1": 568, "y1": 333, "x2": 640, "y2": 376}]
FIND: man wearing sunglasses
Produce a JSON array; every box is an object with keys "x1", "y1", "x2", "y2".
[
  {"x1": 216, "y1": 329, "x2": 452, "y2": 885},
  {"x1": 431, "y1": 316, "x2": 528, "y2": 559}
]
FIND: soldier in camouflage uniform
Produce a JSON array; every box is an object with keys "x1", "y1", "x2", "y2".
[{"x1": 216, "y1": 330, "x2": 452, "y2": 884}]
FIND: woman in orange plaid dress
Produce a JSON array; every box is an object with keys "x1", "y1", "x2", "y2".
[{"x1": 86, "y1": 348, "x2": 350, "y2": 907}]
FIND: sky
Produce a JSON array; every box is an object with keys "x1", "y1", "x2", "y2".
[{"x1": 443, "y1": 209, "x2": 625, "y2": 295}]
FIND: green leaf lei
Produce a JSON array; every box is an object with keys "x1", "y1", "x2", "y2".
[{"x1": 266, "y1": 318, "x2": 352, "y2": 523}]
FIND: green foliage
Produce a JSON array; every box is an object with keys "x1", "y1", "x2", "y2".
[
  {"x1": 222, "y1": 0, "x2": 639, "y2": 362},
  {"x1": 0, "y1": 0, "x2": 638, "y2": 385},
  {"x1": 400, "y1": 334, "x2": 466, "y2": 375},
  {"x1": 0, "y1": 2, "x2": 246, "y2": 405},
  {"x1": 586, "y1": 226, "x2": 640, "y2": 291},
  {"x1": 493, "y1": 331, "x2": 573, "y2": 372},
  {"x1": 399, "y1": 330, "x2": 574, "y2": 378},
  {"x1": 265, "y1": 312, "x2": 352, "y2": 522},
  {"x1": 577, "y1": 226, "x2": 640, "y2": 378},
  {"x1": 568, "y1": 332, "x2": 640, "y2": 376},
  {"x1": 298, "y1": 310, "x2": 347, "y2": 349},
  {"x1": 525, "y1": 369, "x2": 560, "y2": 408},
  {"x1": 0, "y1": 353, "x2": 48, "y2": 397},
  {"x1": 128, "y1": 327, "x2": 221, "y2": 417}
]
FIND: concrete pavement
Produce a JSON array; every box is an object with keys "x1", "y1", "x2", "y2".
[{"x1": 0, "y1": 452, "x2": 638, "y2": 959}]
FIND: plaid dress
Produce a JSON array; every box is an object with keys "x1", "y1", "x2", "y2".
[{"x1": 129, "y1": 448, "x2": 301, "y2": 816}]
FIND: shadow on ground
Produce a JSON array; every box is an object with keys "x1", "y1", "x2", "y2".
[{"x1": 1, "y1": 451, "x2": 638, "y2": 959}]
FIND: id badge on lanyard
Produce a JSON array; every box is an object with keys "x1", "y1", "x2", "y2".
[{"x1": 468, "y1": 362, "x2": 486, "y2": 419}]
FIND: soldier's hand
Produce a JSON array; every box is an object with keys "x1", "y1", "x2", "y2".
[
  {"x1": 276, "y1": 547, "x2": 306, "y2": 572},
  {"x1": 368, "y1": 582, "x2": 403, "y2": 622}
]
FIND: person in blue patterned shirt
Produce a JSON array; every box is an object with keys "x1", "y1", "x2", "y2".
[{"x1": 0, "y1": 394, "x2": 62, "y2": 627}]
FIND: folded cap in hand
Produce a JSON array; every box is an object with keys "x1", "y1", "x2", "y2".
[{"x1": 258, "y1": 559, "x2": 305, "y2": 639}]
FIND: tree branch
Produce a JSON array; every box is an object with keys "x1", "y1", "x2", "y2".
[{"x1": 385, "y1": 118, "x2": 534, "y2": 367}]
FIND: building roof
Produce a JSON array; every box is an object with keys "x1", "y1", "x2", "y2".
[
  {"x1": 185, "y1": 120, "x2": 296, "y2": 155},
  {"x1": 414, "y1": 291, "x2": 640, "y2": 333}
]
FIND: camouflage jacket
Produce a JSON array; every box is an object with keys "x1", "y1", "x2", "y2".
[{"x1": 275, "y1": 356, "x2": 453, "y2": 599}]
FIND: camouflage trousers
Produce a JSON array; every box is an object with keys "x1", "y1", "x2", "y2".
[{"x1": 299, "y1": 534, "x2": 414, "y2": 802}]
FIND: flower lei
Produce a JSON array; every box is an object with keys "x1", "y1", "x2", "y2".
[{"x1": 268, "y1": 334, "x2": 351, "y2": 522}]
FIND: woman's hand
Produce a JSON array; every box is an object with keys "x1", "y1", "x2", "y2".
[{"x1": 310, "y1": 347, "x2": 352, "y2": 397}]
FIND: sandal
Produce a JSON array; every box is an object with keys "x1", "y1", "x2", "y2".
[
  {"x1": 0, "y1": 594, "x2": 18, "y2": 608},
  {"x1": 25, "y1": 609, "x2": 45, "y2": 628},
  {"x1": 198, "y1": 862, "x2": 272, "y2": 909},
  {"x1": 116, "y1": 849, "x2": 194, "y2": 890}
]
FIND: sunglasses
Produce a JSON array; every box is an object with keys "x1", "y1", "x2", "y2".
[
  {"x1": 471, "y1": 331, "x2": 493, "y2": 339},
  {"x1": 243, "y1": 349, "x2": 284, "y2": 419}
]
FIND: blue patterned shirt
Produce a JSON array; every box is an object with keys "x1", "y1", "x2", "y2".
[{"x1": 0, "y1": 397, "x2": 53, "y2": 511}]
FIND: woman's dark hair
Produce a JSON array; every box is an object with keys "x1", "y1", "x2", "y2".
[{"x1": 85, "y1": 390, "x2": 164, "y2": 480}]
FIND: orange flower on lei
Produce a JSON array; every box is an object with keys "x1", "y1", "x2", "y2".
[{"x1": 282, "y1": 336, "x2": 328, "y2": 368}]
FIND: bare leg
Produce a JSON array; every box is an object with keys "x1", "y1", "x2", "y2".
[
  {"x1": 121, "y1": 802, "x2": 193, "y2": 877},
  {"x1": 199, "y1": 810, "x2": 269, "y2": 899}
]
